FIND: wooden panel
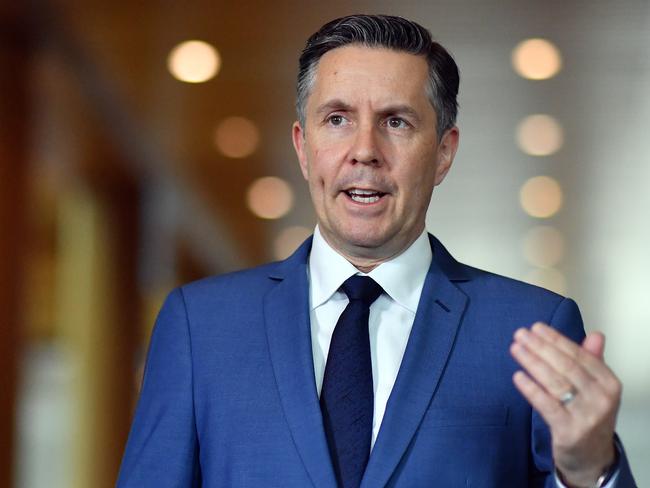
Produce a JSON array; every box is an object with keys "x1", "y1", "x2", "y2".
[{"x1": 0, "y1": 6, "x2": 30, "y2": 487}]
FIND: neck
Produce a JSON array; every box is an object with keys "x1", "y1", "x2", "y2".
[
  {"x1": 318, "y1": 227, "x2": 424, "y2": 273},
  {"x1": 351, "y1": 260, "x2": 385, "y2": 274}
]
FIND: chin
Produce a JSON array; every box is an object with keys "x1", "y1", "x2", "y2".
[{"x1": 335, "y1": 226, "x2": 394, "y2": 252}]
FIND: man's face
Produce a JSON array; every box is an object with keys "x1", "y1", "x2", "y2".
[{"x1": 293, "y1": 45, "x2": 458, "y2": 263}]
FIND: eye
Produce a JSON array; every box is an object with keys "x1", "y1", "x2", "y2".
[
  {"x1": 326, "y1": 114, "x2": 348, "y2": 127},
  {"x1": 387, "y1": 117, "x2": 408, "y2": 129}
]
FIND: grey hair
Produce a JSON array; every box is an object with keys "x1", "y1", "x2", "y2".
[{"x1": 296, "y1": 14, "x2": 460, "y2": 140}]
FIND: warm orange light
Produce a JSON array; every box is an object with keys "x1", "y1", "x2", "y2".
[
  {"x1": 520, "y1": 176, "x2": 563, "y2": 218},
  {"x1": 246, "y1": 177, "x2": 294, "y2": 219},
  {"x1": 516, "y1": 114, "x2": 563, "y2": 156},
  {"x1": 273, "y1": 226, "x2": 312, "y2": 260},
  {"x1": 168, "y1": 40, "x2": 220, "y2": 83},
  {"x1": 512, "y1": 38, "x2": 562, "y2": 80},
  {"x1": 523, "y1": 225, "x2": 565, "y2": 267},
  {"x1": 215, "y1": 117, "x2": 260, "y2": 158}
]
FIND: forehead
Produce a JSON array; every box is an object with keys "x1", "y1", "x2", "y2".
[{"x1": 308, "y1": 45, "x2": 431, "y2": 110}]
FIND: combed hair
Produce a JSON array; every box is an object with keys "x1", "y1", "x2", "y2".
[{"x1": 296, "y1": 14, "x2": 460, "y2": 139}]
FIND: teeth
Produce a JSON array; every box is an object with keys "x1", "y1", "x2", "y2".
[
  {"x1": 350, "y1": 188, "x2": 377, "y2": 196},
  {"x1": 351, "y1": 194, "x2": 380, "y2": 203},
  {"x1": 346, "y1": 188, "x2": 384, "y2": 204}
]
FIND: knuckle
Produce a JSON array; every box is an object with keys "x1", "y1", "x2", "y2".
[
  {"x1": 560, "y1": 355, "x2": 580, "y2": 376},
  {"x1": 548, "y1": 331, "x2": 562, "y2": 346},
  {"x1": 592, "y1": 397, "x2": 610, "y2": 417},
  {"x1": 609, "y1": 377, "x2": 623, "y2": 397},
  {"x1": 591, "y1": 390, "x2": 619, "y2": 418},
  {"x1": 600, "y1": 375, "x2": 622, "y2": 398}
]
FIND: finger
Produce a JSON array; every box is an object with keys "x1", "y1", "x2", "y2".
[
  {"x1": 582, "y1": 332, "x2": 605, "y2": 359},
  {"x1": 512, "y1": 370, "x2": 569, "y2": 428},
  {"x1": 530, "y1": 322, "x2": 584, "y2": 357},
  {"x1": 510, "y1": 341, "x2": 576, "y2": 399},
  {"x1": 513, "y1": 328, "x2": 597, "y2": 393},
  {"x1": 527, "y1": 323, "x2": 620, "y2": 396},
  {"x1": 528, "y1": 323, "x2": 613, "y2": 384}
]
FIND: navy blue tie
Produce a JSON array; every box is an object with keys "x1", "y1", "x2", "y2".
[{"x1": 320, "y1": 276, "x2": 383, "y2": 488}]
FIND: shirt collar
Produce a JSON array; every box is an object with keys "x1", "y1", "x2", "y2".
[{"x1": 308, "y1": 226, "x2": 432, "y2": 313}]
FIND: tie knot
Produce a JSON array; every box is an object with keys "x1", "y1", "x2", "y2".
[{"x1": 340, "y1": 275, "x2": 383, "y2": 306}]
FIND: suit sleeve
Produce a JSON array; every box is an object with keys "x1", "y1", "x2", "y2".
[
  {"x1": 116, "y1": 288, "x2": 202, "y2": 487},
  {"x1": 529, "y1": 297, "x2": 637, "y2": 487}
]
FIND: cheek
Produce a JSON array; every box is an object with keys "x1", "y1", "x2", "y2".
[
  {"x1": 395, "y1": 160, "x2": 436, "y2": 205},
  {"x1": 309, "y1": 147, "x2": 339, "y2": 184},
  {"x1": 394, "y1": 152, "x2": 425, "y2": 181}
]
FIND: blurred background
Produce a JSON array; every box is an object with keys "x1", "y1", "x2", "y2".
[{"x1": 1, "y1": 0, "x2": 648, "y2": 486}]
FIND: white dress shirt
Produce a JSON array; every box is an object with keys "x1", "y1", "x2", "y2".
[
  {"x1": 308, "y1": 226, "x2": 431, "y2": 447},
  {"x1": 306, "y1": 226, "x2": 619, "y2": 487}
]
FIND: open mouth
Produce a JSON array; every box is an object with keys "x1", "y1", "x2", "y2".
[{"x1": 344, "y1": 188, "x2": 387, "y2": 204}]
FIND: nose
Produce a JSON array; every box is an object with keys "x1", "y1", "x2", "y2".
[{"x1": 350, "y1": 123, "x2": 380, "y2": 165}]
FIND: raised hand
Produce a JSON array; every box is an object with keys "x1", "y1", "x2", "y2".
[{"x1": 511, "y1": 322, "x2": 621, "y2": 487}]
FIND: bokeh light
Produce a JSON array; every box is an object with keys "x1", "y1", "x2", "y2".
[
  {"x1": 273, "y1": 226, "x2": 312, "y2": 260},
  {"x1": 512, "y1": 38, "x2": 562, "y2": 80},
  {"x1": 167, "y1": 40, "x2": 221, "y2": 83},
  {"x1": 214, "y1": 117, "x2": 260, "y2": 158},
  {"x1": 516, "y1": 114, "x2": 564, "y2": 156},
  {"x1": 525, "y1": 267, "x2": 567, "y2": 295},
  {"x1": 246, "y1": 176, "x2": 294, "y2": 219},
  {"x1": 520, "y1": 176, "x2": 563, "y2": 218},
  {"x1": 522, "y1": 225, "x2": 565, "y2": 267}
]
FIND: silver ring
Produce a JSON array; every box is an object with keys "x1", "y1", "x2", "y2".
[{"x1": 559, "y1": 388, "x2": 577, "y2": 406}]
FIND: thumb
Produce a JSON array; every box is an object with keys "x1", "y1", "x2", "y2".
[{"x1": 582, "y1": 331, "x2": 606, "y2": 359}]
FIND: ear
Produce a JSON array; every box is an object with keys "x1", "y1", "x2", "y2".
[
  {"x1": 434, "y1": 126, "x2": 459, "y2": 186},
  {"x1": 292, "y1": 121, "x2": 309, "y2": 181}
]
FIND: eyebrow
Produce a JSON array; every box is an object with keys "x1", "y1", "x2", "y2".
[
  {"x1": 378, "y1": 104, "x2": 421, "y2": 123},
  {"x1": 314, "y1": 99, "x2": 354, "y2": 116},
  {"x1": 314, "y1": 99, "x2": 421, "y2": 123}
]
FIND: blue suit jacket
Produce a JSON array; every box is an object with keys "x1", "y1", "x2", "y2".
[{"x1": 117, "y1": 235, "x2": 636, "y2": 487}]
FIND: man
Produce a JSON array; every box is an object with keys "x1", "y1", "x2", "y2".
[{"x1": 117, "y1": 15, "x2": 636, "y2": 487}]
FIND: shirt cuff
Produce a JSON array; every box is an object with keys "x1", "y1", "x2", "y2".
[
  {"x1": 554, "y1": 469, "x2": 619, "y2": 488},
  {"x1": 554, "y1": 439, "x2": 622, "y2": 488}
]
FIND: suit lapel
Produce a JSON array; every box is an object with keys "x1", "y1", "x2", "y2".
[
  {"x1": 361, "y1": 236, "x2": 469, "y2": 488},
  {"x1": 264, "y1": 239, "x2": 338, "y2": 488}
]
